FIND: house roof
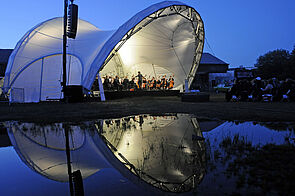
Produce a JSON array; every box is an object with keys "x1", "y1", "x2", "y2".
[
  {"x1": 200, "y1": 53, "x2": 228, "y2": 65},
  {"x1": 0, "y1": 49, "x2": 13, "y2": 64}
]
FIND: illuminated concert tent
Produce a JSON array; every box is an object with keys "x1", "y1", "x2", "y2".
[{"x1": 3, "y1": 1, "x2": 204, "y2": 102}]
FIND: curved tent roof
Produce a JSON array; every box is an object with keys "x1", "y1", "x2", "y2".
[{"x1": 4, "y1": 1, "x2": 204, "y2": 102}]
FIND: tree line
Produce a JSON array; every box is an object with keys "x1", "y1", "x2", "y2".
[{"x1": 255, "y1": 45, "x2": 295, "y2": 80}]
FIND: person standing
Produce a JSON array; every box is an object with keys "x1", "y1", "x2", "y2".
[
  {"x1": 160, "y1": 75, "x2": 166, "y2": 90},
  {"x1": 252, "y1": 77, "x2": 263, "y2": 101},
  {"x1": 113, "y1": 76, "x2": 120, "y2": 91},
  {"x1": 136, "y1": 71, "x2": 143, "y2": 89},
  {"x1": 103, "y1": 75, "x2": 111, "y2": 90}
]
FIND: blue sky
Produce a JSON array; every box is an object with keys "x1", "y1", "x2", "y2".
[{"x1": 0, "y1": 0, "x2": 294, "y2": 68}]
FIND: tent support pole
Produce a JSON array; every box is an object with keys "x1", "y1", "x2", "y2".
[
  {"x1": 97, "y1": 73, "x2": 106, "y2": 101},
  {"x1": 39, "y1": 58, "x2": 44, "y2": 102},
  {"x1": 152, "y1": 64, "x2": 157, "y2": 79}
]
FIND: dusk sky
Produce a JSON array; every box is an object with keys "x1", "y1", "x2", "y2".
[{"x1": 0, "y1": 0, "x2": 294, "y2": 68}]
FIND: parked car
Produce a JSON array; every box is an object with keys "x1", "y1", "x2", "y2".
[{"x1": 213, "y1": 84, "x2": 232, "y2": 93}]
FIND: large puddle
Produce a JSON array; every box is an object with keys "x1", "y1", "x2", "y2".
[{"x1": 0, "y1": 114, "x2": 294, "y2": 195}]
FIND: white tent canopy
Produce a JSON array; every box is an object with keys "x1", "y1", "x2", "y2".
[{"x1": 3, "y1": 1, "x2": 204, "y2": 102}]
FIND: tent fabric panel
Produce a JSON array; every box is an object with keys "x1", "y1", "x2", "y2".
[
  {"x1": 40, "y1": 55, "x2": 63, "y2": 101},
  {"x1": 67, "y1": 55, "x2": 83, "y2": 85},
  {"x1": 11, "y1": 60, "x2": 42, "y2": 102}
]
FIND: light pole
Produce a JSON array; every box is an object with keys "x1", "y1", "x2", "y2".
[
  {"x1": 64, "y1": 124, "x2": 74, "y2": 196},
  {"x1": 62, "y1": 0, "x2": 78, "y2": 102},
  {"x1": 62, "y1": 0, "x2": 68, "y2": 102}
]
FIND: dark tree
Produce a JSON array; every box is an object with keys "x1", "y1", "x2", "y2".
[
  {"x1": 290, "y1": 46, "x2": 295, "y2": 71},
  {"x1": 254, "y1": 48, "x2": 294, "y2": 79}
]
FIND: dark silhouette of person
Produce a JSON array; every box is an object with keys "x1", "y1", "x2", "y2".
[
  {"x1": 136, "y1": 71, "x2": 143, "y2": 89},
  {"x1": 129, "y1": 77, "x2": 136, "y2": 90},
  {"x1": 113, "y1": 76, "x2": 120, "y2": 91},
  {"x1": 103, "y1": 76, "x2": 111, "y2": 90},
  {"x1": 252, "y1": 77, "x2": 263, "y2": 101},
  {"x1": 122, "y1": 76, "x2": 129, "y2": 90}
]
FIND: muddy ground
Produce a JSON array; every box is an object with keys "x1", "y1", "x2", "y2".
[{"x1": 1, "y1": 93, "x2": 295, "y2": 123}]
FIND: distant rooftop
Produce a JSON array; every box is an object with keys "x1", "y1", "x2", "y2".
[
  {"x1": 200, "y1": 53, "x2": 228, "y2": 65},
  {"x1": 0, "y1": 49, "x2": 13, "y2": 64}
]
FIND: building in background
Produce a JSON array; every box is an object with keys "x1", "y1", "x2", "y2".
[
  {"x1": 191, "y1": 53, "x2": 229, "y2": 91},
  {"x1": 0, "y1": 49, "x2": 13, "y2": 79},
  {"x1": 0, "y1": 49, "x2": 13, "y2": 97}
]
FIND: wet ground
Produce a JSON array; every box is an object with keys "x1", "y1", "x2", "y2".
[
  {"x1": 199, "y1": 121, "x2": 295, "y2": 195},
  {"x1": 1, "y1": 94, "x2": 295, "y2": 122},
  {"x1": 1, "y1": 114, "x2": 295, "y2": 195}
]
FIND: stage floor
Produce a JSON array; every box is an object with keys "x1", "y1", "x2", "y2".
[{"x1": 104, "y1": 90, "x2": 180, "y2": 99}]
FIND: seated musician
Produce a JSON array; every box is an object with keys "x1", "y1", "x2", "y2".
[
  {"x1": 160, "y1": 75, "x2": 166, "y2": 90},
  {"x1": 122, "y1": 76, "x2": 129, "y2": 90},
  {"x1": 168, "y1": 75, "x2": 174, "y2": 89},
  {"x1": 142, "y1": 75, "x2": 147, "y2": 90},
  {"x1": 129, "y1": 77, "x2": 136, "y2": 91},
  {"x1": 156, "y1": 79, "x2": 161, "y2": 89}
]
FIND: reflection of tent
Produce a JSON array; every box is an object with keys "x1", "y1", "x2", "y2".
[
  {"x1": 5, "y1": 114, "x2": 206, "y2": 193},
  {"x1": 7, "y1": 122, "x2": 113, "y2": 182},
  {"x1": 102, "y1": 114, "x2": 206, "y2": 192},
  {"x1": 5, "y1": 121, "x2": 175, "y2": 195},
  {"x1": 3, "y1": 1, "x2": 204, "y2": 102}
]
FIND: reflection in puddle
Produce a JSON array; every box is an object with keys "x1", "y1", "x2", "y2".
[
  {"x1": 101, "y1": 114, "x2": 206, "y2": 192},
  {"x1": 7, "y1": 121, "x2": 109, "y2": 182},
  {"x1": 1, "y1": 115, "x2": 295, "y2": 195},
  {"x1": 3, "y1": 114, "x2": 206, "y2": 195}
]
